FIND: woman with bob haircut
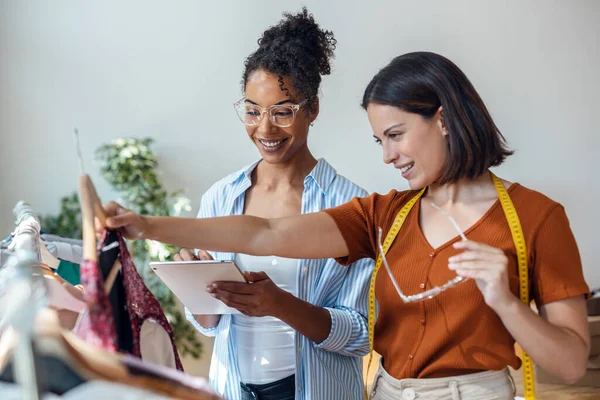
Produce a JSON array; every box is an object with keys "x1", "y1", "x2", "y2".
[{"x1": 103, "y1": 52, "x2": 590, "y2": 399}]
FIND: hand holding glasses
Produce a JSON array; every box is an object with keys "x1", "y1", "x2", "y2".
[{"x1": 377, "y1": 202, "x2": 469, "y2": 303}]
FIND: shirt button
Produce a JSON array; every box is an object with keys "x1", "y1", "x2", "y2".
[
  {"x1": 420, "y1": 319, "x2": 425, "y2": 325},
  {"x1": 302, "y1": 267, "x2": 308, "y2": 273},
  {"x1": 419, "y1": 283, "x2": 426, "y2": 289},
  {"x1": 408, "y1": 354, "x2": 414, "y2": 359},
  {"x1": 402, "y1": 388, "x2": 416, "y2": 400},
  {"x1": 297, "y1": 385, "x2": 301, "y2": 392},
  {"x1": 428, "y1": 252, "x2": 435, "y2": 258}
]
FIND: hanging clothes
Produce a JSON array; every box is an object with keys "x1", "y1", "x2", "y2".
[
  {"x1": 98, "y1": 230, "x2": 134, "y2": 354},
  {"x1": 74, "y1": 257, "x2": 118, "y2": 352},
  {"x1": 75, "y1": 229, "x2": 183, "y2": 371},
  {"x1": 56, "y1": 260, "x2": 81, "y2": 285},
  {"x1": 43, "y1": 240, "x2": 84, "y2": 265},
  {"x1": 40, "y1": 234, "x2": 84, "y2": 247},
  {"x1": 115, "y1": 232, "x2": 183, "y2": 371},
  {"x1": 139, "y1": 319, "x2": 177, "y2": 369},
  {"x1": 0, "y1": 311, "x2": 218, "y2": 399}
]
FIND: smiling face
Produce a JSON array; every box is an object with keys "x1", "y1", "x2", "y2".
[
  {"x1": 368, "y1": 104, "x2": 448, "y2": 189},
  {"x1": 243, "y1": 69, "x2": 317, "y2": 164}
]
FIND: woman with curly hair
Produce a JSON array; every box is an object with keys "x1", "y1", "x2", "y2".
[{"x1": 174, "y1": 8, "x2": 373, "y2": 400}]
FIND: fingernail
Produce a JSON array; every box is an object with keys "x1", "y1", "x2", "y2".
[
  {"x1": 448, "y1": 263, "x2": 456, "y2": 269},
  {"x1": 210, "y1": 293, "x2": 217, "y2": 298},
  {"x1": 205, "y1": 286, "x2": 212, "y2": 292},
  {"x1": 448, "y1": 256, "x2": 456, "y2": 262}
]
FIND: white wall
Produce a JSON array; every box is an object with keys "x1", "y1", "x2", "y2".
[{"x1": 1, "y1": 1, "x2": 598, "y2": 296}]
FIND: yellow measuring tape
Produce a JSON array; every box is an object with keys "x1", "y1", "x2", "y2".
[
  {"x1": 493, "y1": 173, "x2": 536, "y2": 400},
  {"x1": 365, "y1": 172, "x2": 535, "y2": 399}
]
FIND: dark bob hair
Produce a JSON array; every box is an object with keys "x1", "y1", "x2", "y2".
[{"x1": 362, "y1": 52, "x2": 513, "y2": 184}]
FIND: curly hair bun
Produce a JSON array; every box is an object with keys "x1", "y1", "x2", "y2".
[{"x1": 243, "y1": 7, "x2": 337, "y2": 104}]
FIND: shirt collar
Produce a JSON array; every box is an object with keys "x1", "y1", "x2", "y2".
[
  {"x1": 305, "y1": 158, "x2": 336, "y2": 193},
  {"x1": 226, "y1": 158, "x2": 337, "y2": 194}
]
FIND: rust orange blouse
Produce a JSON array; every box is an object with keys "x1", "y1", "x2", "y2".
[{"x1": 323, "y1": 184, "x2": 589, "y2": 379}]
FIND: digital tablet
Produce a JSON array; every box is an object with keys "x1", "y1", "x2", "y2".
[{"x1": 149, "y1": 260, "x2": 247, "y2": 314}]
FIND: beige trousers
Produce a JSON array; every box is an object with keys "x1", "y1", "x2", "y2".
[{"x1": 370, "y1": 363, "x2": 515, "y2": 400}]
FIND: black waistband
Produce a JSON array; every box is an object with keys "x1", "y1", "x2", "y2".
[{"x1": 240, "y1": 374, "x2": 296, "y2": 400}]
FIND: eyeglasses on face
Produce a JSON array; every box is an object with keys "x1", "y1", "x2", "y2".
[{"x1": 233, "y1": 98, "x2": 308, "y2": 128}]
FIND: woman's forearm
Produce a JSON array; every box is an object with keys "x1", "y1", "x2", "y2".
[
  {"x1": 274, "y1": 290, "x2": 332, "y2": 344},
  {"x1": 495, "y1": 297, "x2": 589, "y2": 384},
  {"x1": 144, "y1": 215, "x2": 275, "y2": 255},
  {"x1": 141, "y1": 212, "x2": 349, "y2": 259}
]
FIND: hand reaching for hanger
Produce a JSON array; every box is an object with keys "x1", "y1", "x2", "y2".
[
  {"x1": 102, "y1": 201, "x2": 148, "y2": 239},
  {"x1": 208, "y1": 271, "x2": 286, "y2": 318}
]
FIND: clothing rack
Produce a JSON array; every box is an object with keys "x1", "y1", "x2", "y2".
[
  {"x1": 0, "y1": 201, "x2": 47, "y2": 400},
  {"x1": 1, "y1": 201, "x2": 218, "y2": 399}
]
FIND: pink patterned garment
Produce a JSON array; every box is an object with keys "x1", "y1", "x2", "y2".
[
  {"x1": 75, "y1": 230, "x2": 183, "y2": 371},
  {"x1": 116, "y1": 232, "x2": 184, "y2": 371},
  {"x1": 74, "y1": 258, "x2": 118, "y2": 352}
]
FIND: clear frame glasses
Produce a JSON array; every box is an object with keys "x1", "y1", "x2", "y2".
[
  {"x1": 377, "y1": 202, "x2": 469, "y2": 303},
  {"x1": 233, "y1": 98, "x2": 308, "y2": 128}
]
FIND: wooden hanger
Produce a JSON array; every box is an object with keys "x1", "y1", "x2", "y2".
[
  {"x1": 74, "y1": 128, "x2": 118, "y2": 292},
  {"x1": 77, "y1": 174, "x2": 121, "y2": 294},
  {"x1": 78, "y1": 174, "x2": 106, "y2": 263}
]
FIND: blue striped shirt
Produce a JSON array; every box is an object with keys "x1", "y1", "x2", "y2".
[{"x1": 185, "y1": 158, "x2": 374, "y2": 400}]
